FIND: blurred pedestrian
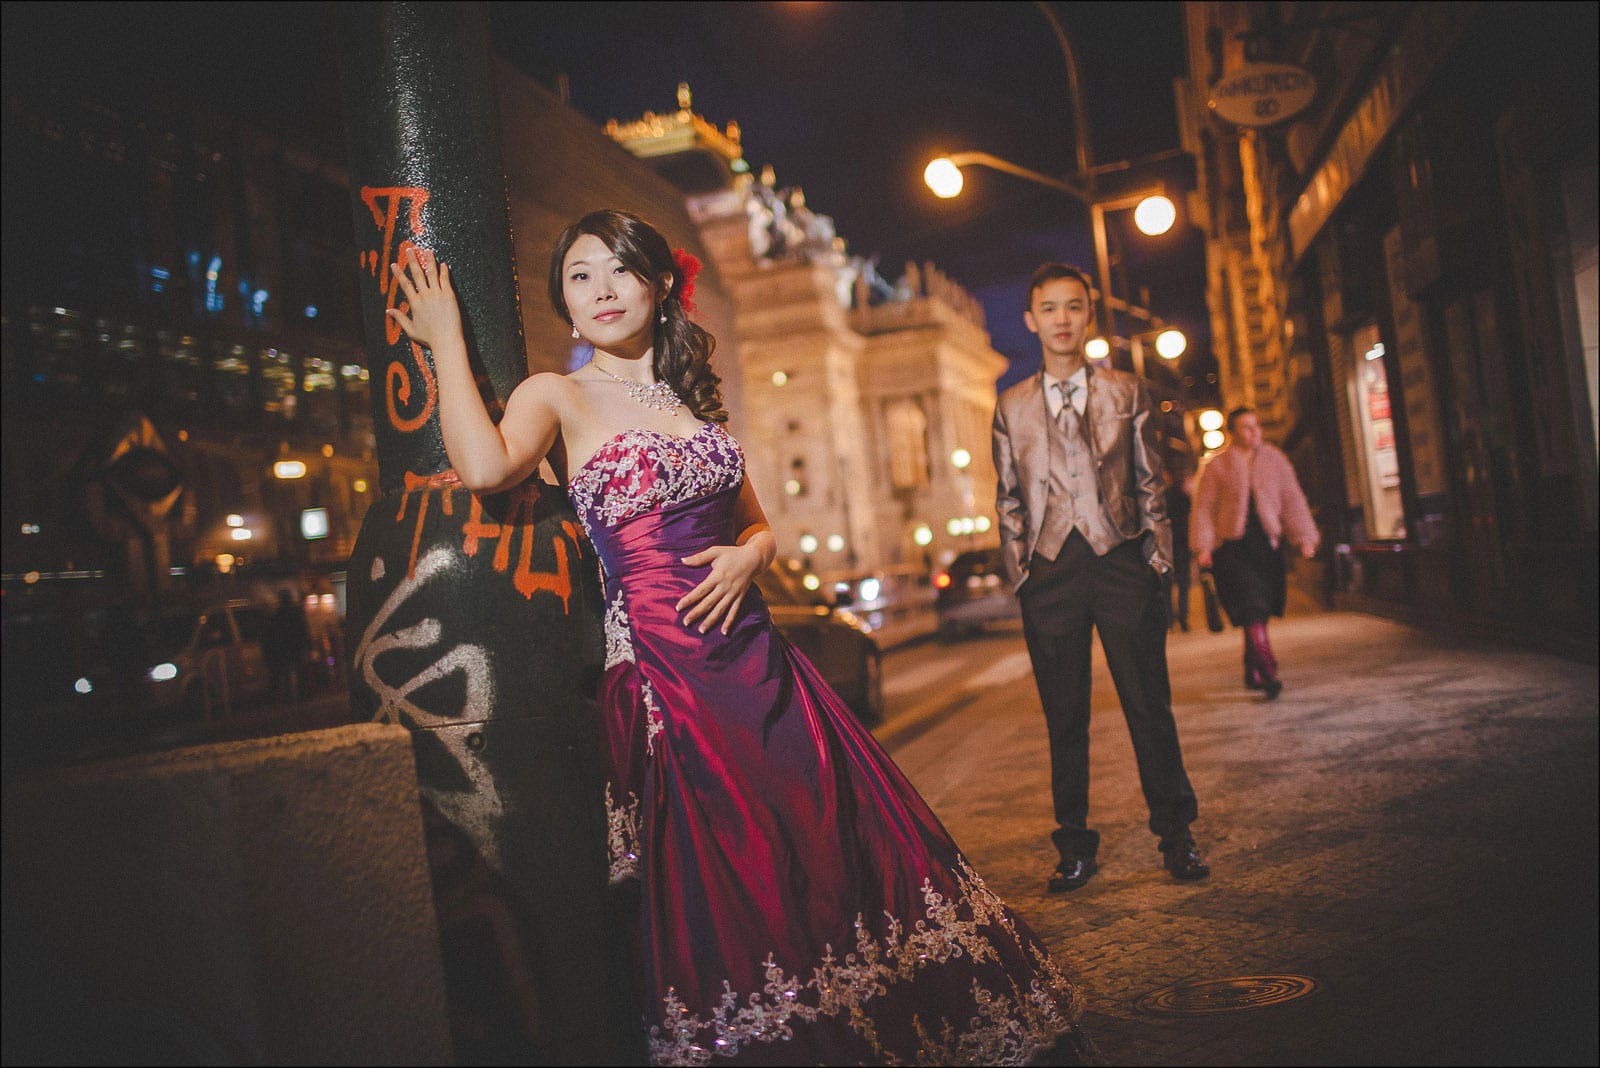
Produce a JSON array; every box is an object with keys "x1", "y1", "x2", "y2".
[
  {"x1": 992, "y1": 261, "x2": 1207, "y2": 893},
  {"x1": 1167, "y1": 469, "x2": 1195, "y2": 632},
  {"x1": 1191, "y1": 407, "x2": 1319, "y2": 699},
  {"x1": 264, "y1": 588, "x2": 311, "y2": 705}
]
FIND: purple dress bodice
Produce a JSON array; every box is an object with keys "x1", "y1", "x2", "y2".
[
  {"x1": 568, "y1": 421, "x2": 746, "y2": 580},
  {"x1": 564, "y1": 422, "x2": 1092, "y2": 1067}
]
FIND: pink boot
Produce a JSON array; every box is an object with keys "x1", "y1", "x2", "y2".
[
  {"x1": 1245, "y1": 622, "x2": 1282, "y2": 699},
  {"x1": 1242, "y1": 633, "x2": 1265, "y2": 690}
]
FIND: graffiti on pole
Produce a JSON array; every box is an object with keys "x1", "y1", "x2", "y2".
[{"x1": 357, "y1": 185, "x2": 437, "y2": 433}]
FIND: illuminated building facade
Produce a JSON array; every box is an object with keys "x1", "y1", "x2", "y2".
[
  {"x1": 1180, "y1": 2, "x2": 1597, "y2": 647},
  {"x1": 611, "y1": 89, "x2": 1008, "y2": 579}
]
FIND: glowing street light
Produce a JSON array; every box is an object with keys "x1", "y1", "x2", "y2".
[
  {"x1": 1085, "y1": 337, "x2": 1111, "y2": 360},
  {"x1": 924, "y1": 157, "x2": 964, "y2": 199},
  {"x1": 1134, "y1": 195, "x2": 1177, "y2": 236},
  {"x1": 1197, "y1": 409, "x2": 1225, "y2": 432},
  {"x1": 950, "y1": 447, "x2": 971, "y2": 470},
  {"x1": 1155, "y1": 328, "x2": 1187, "y2": 359}
]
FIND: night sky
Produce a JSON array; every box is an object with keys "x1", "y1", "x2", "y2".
[{"x1": 6, "y1": 1, "x2": 1209, "y2": 393}]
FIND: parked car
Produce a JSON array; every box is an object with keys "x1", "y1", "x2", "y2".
[
  {"x1": 756, "y1": 565, "x2": 884, "y2": 725},
  {"x1": 138, "y1": 600, "x2": 274, "y2": 717},
  {"x1": 935, "y1": 548, "x2": 1021, "y2": 640}
]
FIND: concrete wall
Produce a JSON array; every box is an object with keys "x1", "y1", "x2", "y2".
[{"x1": 3, "y1": 723, "x2": 452, "y2": 1065}]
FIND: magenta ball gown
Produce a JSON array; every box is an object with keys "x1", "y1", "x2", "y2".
[{"x1": 568, "y1": 421, "x2": 1096, "y2": 1066}]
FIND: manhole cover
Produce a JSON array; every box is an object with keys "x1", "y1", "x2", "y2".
[{"x1": 1135, "y1": 974, "x2": 1319, "y2": 1015}]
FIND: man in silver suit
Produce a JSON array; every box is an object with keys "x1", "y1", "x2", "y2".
[{"x1": 991, "y1": 262, "x2": 1208, "y2": 892}]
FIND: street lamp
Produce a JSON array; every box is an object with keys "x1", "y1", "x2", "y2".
[
  {"x1": 1126, "y1": 325, "x2": 1188, "y2": 379},
  {"x1": 924, "y1": 153, "x2": 1173, "y2": 360},
  {"x1": 923, "y1": 3, "x2": 1187, "y2": 366}
]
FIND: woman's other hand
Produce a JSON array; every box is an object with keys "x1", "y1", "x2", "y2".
[
  {"x1": 386, "y1": 248, "x2": 462, "y2": 351},
  {"x1": 677, "y1": 543, "x2": 765, "y2": 635},
  {"x1": 1298, "y1": 541, "x2": 1317, "y2": 560}
]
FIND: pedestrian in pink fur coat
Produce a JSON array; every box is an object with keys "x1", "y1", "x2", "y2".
[{"x1": 1191, "y1": 407, "x2": 1319, "y2": 698}]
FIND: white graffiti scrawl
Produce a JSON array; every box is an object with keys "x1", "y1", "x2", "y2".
[
  {"x1": 354, "y1": 547, "x2": 496, "y2": 728},
  {"x1": 354, "y1": 546, "x2": 512, "y2": 869}
]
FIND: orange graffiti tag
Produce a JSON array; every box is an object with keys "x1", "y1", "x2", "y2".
[
  {"x1": 397, "y1": 470, "x2": 586, "y2": 613},
  {"x1": 360, "y1": 186, "x2": 437, "y2": 434}
]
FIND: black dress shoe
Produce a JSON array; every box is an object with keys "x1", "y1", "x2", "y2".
[
  {"x1": 1048, "y1": 857, "x2": 1098, "y2": 892},
  {"x1": 1162, "y1": 842, "x2": 1211, "y2": 881}
]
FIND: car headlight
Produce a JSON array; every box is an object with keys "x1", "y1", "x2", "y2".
[
  {"x1": 834, "y1": 608, "x2": 872, "y2": 634},
  {"x1": 148, "y1": 662, "x2": 179, "y2": 682}
]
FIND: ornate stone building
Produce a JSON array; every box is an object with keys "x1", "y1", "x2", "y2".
[{"x1": 611, "y1": 89, "x2": 1008, "y2": 579}]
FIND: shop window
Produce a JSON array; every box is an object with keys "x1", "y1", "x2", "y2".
[
  {"x1": 260, "y1": 347, "x2": 297, "y2": 421},
  {"x1": 213, "y1": 342, "x2": 254, "y2": 420},
  {"x1": 340, "y1": 361, "x2": 372, "y2": 441},
  {"x1": 1349, "y1": 323, "x2": 1407, "y2": 539},
  {"x1": 157, "y1": 330, "x2": 204, "y2": 418},
  {"x1": 302, "y1": 355, "x2": 339, "y2": 436}
]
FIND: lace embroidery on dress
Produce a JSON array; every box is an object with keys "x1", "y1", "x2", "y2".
[
  {"x1": 605, "y1": 589, "x2": 635, "y2": 670},
  {"x1": 643, "y1": 678, "x2": 665, "y2": 757},
  {"x1": 605, "y1": 782, "x2": 643, "y2": 885},
  {"x1": 646, "y1": 858, "x2": 1081, "y2": 1067},
  {"x1": 568, "y1": 423, "x2": 745, "y2": 536}
]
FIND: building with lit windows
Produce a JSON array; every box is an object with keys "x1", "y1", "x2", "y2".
[
  {"x1": 1, "y1": 63, "x2": 739, "y2": 614},
  {"x1": 2, "y1": 88, "x2": 378, "y2": 606},
  {"x1": 1179, "y1": 2, "x2": 1596, "y2": 649}
]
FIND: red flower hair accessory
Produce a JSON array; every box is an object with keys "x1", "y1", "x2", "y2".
[{"x1": 671, "y1": 247, "x2": 702, "y2": 316}]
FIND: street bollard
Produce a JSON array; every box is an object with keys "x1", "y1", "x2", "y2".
[{"x1": 336, "y1": 5, "x2": 636, "y2": 1062}]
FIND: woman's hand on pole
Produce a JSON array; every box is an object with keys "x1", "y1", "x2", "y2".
[{"x1": 386, "y1": 248, "x2": 462, "y2": 351}]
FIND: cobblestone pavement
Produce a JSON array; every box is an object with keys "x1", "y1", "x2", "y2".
[{"x1": 879, "y1": 607, "x2": 1598, "y2": 1066}]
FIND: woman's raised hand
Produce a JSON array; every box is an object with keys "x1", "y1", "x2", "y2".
[{"x1": 386, "y1": 247, "x2": 462, "y2": 351}]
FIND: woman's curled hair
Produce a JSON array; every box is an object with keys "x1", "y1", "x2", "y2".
[{"x1": 547, "y1": 209, "x2": 727, "y2": 424}]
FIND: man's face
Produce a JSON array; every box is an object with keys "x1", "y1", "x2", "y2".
[{"x1": 1025, "y1": 277, "x2": 1093, "y2": 360}]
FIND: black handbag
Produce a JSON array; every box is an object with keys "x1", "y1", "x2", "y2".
[{"x1": 1198, "y1": 568, "x2": 1226, "y2": 633}]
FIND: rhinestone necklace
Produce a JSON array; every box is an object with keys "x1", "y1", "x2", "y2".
[{"x1": 591, "y1": 360, "x2": 680, "y2": 415}]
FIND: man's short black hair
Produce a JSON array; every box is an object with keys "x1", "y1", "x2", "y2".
[
  {"x1": 1028, "y1": 262, "x2": 1095, "y2": 306},
  {"x1": 1226, "y1": 405, "x2": 1257, "y2": 431}
]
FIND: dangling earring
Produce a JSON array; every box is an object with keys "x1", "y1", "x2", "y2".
[
  {"x1": 571, "y1": 324, "x2": 580, "y2": 340},
  {"x1": 658, "y1": 304, "x2": 668, "y2": 325}
]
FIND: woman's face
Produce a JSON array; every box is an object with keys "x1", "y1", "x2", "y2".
[
  {"x1": 1230, "y1": 412, "x2": 1264, "y2": 450},
  {"x1": 562, "y1": 233, "x2": 664, "y2": 353}
]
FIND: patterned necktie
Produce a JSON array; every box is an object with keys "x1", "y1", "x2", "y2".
[{"x1": 1054, "y1": 380, "x2": 1081, "y2": 424}]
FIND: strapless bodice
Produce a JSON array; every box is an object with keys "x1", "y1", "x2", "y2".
[
  {"x1": 565, "y1": 421, "x2": 746, "y2": 595},
  {"x1": 566, "y1": 422, "x2": 743, "y2": 536}
]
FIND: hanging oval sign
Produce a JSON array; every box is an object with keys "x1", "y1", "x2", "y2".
[{"x1": 1208, "y1": 62, "x2": 1317, "y2": 127}]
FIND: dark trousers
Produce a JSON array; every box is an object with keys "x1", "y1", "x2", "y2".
[{"x1": 1020, "y1": 532, "x2": 1199, "y2": 862}]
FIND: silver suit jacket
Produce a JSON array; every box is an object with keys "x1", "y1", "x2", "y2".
[{"x1": 990, "y1": 364, "x2": 1173, "y2": 591}]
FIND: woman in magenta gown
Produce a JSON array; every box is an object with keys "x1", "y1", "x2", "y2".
[{"x1": 389, "y1": 209, "x2": 1097, "y2": 1066}]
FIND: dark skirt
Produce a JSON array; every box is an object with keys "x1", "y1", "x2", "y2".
[{"x1": 1211, "y1": 503, "x2": 1286, "y2": 627}]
